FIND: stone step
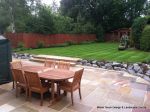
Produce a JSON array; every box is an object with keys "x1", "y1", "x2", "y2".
[
  {"x1": 30, "y1": 57, "x2": 76, "y2": 66},
  {"x1": 32, "y1": 55, "x2": 81, "y2": 63}
]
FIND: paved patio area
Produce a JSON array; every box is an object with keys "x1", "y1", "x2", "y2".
[{"x1": 0, "y1": 61, "x2": 150, "y2": 112}]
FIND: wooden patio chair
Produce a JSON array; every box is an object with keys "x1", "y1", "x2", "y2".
[
  {"x1": 24, "y1": 71, "x2": 50, "y2": 106},
  {"x1": 10, "y1": 60, "x2": 23, "y2": 89},
  {"x1": 57, "y1": 61, "x2": 70, "y2": 70},
  {"x1": 44, "y1": 60, "x2": 56, "y2": 68},
  {"x1": 10, "y1": 60, "x2": 23, "y2": 69},
  {"x1": 56, "y1": 61, "x2": 71, "y2": 94},
  {"x1": 44, "y1": 59, "x2": 56, "y2": 83},
  {"x1": 59, "y1": 68, "x2": 84, "y2": 105},
  {"x1": 11, "y1": 69, "x2": 28, "y2": 100}
]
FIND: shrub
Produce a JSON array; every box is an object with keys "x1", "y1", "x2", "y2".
[
  {"x1": 53, "y1": 15, "x2": 73, "y2": 33},
  {"x1": 37, "y1": 41, "x2": 44, "y2": 48},
  {"x1": 72, "y1": 22, "x2": 83, "y2": 34},
  {"x1": 25, "y1": 5, "x2": 55, "y2": 34},
  {"x1": 140, "y1": 25, "x2": 150, "y2": 51},
  {"x1": 131, "y1": 17, "x2": 148, "y2": 49},
  {"x1": 82, "y1": 22, "x2": 96, "y2": 34},
  {"x1": 65, "y1": 41, "x2": 73, "y2": 46},
  {"x1": 96, "y1": 24, "x2": 104, "y2": 42},
  {"x1": 17, "y1": 42, "x2": 27, "y2": 51},
  {"x1": 80, "y1": 41, "x2": 95, "y2": 45},
  {"x1": 145, "y1": 16, "x2": 150, "y2": 24},
  {"x1": 48, "y1": 43, "x2": 69, "y2": 47},
  {"x1": 17, "y1": 42, "x2": 24, "y2": 48}
]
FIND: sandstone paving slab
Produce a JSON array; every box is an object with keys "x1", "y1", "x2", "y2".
[
  {"x1": 136, "y1": 77, "x2": 150, "y2": 85},
  {"x1": 130, "y1": 82, "x2": 148, "y2": 91},
  {"x1": 49, "y1": 97, "x2": 70, "y2": 111},
  {"x1": 67, "y1": 102, "x2": 93, "y2": 112},
  {"x1": 119, "y1": 94, "x2": 144, "y2": 107},
  {"x1": 91, "y1": 108, "x2": 110, "y2": 112},
  {"x1": 7, "y1": 97, "x2": 27, "y2": 107},
  {"x1": 132, "y1": 108, "x2": 150, "y2": 112},
  {"x1": 143, "y1": 92, "x2": 150, "y2": 109},
  {"x1": 81, "y1": 87, "x2": 109, "y2": 107},
  {"x1": 0, "y1": 63, "x2": 150, "y2": 111},
  {"x1": 0, "y1": 88, "x2": 8, "y2": 95},
  {"x1": 61, "y1": 108, "x2": 78, "y2": 112},
  {"x1": 9, "y1": 105, "x2": 38, "y2": 112},
  {"x1": 105, "y1": 90, "x2": 122, "y2": 101},
  {"x1": 39, "y1": 106, "x2": 58, "y2": 112},
  {"x1": 0, "y1": 104, "x2": 15, "y2": 112},
  {"x1": 103, "y1": 99, "x2": 133, "y2": 112}
]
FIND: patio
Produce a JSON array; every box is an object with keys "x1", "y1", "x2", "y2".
[{"x1": 0, "y1": 60, "x2": 150, "y2": 112}]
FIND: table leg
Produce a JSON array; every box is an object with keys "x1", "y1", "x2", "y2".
[
  {"x1": 49, "y1": 80, "x2": 55, "y2": 105},
  {"x1": 49, "y1": 81, "x2": 62, "y2": 106},
  {"x1": 12, "y1": 80, "x2": 15, "y2": 89}
]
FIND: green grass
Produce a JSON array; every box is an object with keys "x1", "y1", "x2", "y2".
[{"x1": 19, "y1": 43, "x2": 150, "y2": 62}]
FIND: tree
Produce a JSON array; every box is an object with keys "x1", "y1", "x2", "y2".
[
  {"x1": 27, "y1": 0, "x2": 41, "y2": 15},
  {"x1": 0, "y1": 0, "x2": 11, "y2": 34},
  {"x1": 37, "y1": 5, "x2": 55, "y2": 34},
  {"x1": 51, "y1": 0, "x2": 59, "y2": 13},
  {"x1": 140, "y1": 25, "x2": 150, "y2": 51},
  {"x1": 25, "y1": 5, "x2": 55, "y2": 34},
  {"x1": 60, "y1": 0, "x2": 148, "y2": 32},
  {"x1": 144, "y1": 1, "x2": 150, "y2": 16},
  {"x1": 0, "y1": 0, "x2": 31, "y2": 33},
  {"x1": 131, "y1": 16, "x2": 149, "y2": 49},
  {"x1": 0, "y1": 0, "x2": 42, "y2": 33},
  {"x1": 125, "y1": 0, "x2": 147, "y2": 25},
  {"x1": 53, "y1": 15, "x2": 73, "y2": 33}
]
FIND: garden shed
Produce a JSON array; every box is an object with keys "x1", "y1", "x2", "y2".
[{"x1": 0, "y1": 35, "x2": 12, "y2": 84}]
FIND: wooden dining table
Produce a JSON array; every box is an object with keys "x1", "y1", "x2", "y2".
[
  {"x1": 21, "y1": 65, "x2": 51, "y2": 73},
  {"x1": 21, "y1": 65, "x2": 75, "y2": 105},
  {"x1": 39, "y1": 69, "x2": 75, "y2": 105}
]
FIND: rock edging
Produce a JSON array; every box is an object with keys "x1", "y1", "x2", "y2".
[{"x1": 77, "y1": 59, "x2": 150, "y2": 81}]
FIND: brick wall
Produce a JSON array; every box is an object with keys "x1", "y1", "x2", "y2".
[{"x1": 5, "y1": 33, "x2": 97, "y2": 48}]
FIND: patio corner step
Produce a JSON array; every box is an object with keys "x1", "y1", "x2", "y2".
[
  {"x1": 32, "y1": 55, "x2": 81, "y2": 62},
  {"x1": 30, "y1": 55, "x2": 81, "y2": 66}
]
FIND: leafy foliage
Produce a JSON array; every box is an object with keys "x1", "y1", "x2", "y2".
[
  {"x1": 71, "y1": 14, "x2": 96, "y2": 34},
  {"x1": 131, "y1": 17, "x2": 148, "y2": 48},
  {"x1": 17, "y1": 42, "x2": 27, "y2": 51},
  {"x1": 36, "y1": 41, "x2": 44, "y2": 48},
  {"x1": 82, "y1": 22, "x2": 96, "y2": 34},
  {"x1": 53, "y1": 15, "x2": 73, "y2": 34},
  {"x1": 25, "y1": 5, "x2": 55, "y2": 34},
  {"x1": 0, "y1": 0, "x2": 11, "y2": 34},
  {"x1": 131, "y1": 16, "x2": 149, "y2": 49},
  {"x1": 96, "y1": 25, "x2": 104, "y2": 42},
  {"x1": 144, "y1": 1, "x2": 150, "y2": 15},
  {"x1": 60, "y1": 0, "x2": 148, "y2": 32},
  {"x1": 140, "y1": 25, "x2": 150, "y2": 51},
  {"x1": 0, "y1": 0, "x2": 149, "y2": 40}
]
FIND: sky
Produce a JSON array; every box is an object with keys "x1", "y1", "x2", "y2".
[{"x1": 41, "y1": 0, "x2": 61, "y2": 6}]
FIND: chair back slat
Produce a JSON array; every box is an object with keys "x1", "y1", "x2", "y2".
[
  {"x1": 72, "y1": 68, "x2": 84, "y2": 86},
  {"x1": 10, "y1": 61, "x2": 22, "y2": 69},
  {"x1": 57, "y1": 61, "x2": 70, "y2": 70},
  {"x1": 24, "y1": 71, "x2": 42, "y2": 89},
  {"x1": 44, "y1": 60, "x2": 56, "y2": 68},
  {"x1": 12, "y1": 69, "x2": 26, "y2": 84}
]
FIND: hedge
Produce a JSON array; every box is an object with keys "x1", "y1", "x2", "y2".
[{"x1": 140, "y1": 25, "x2": 150, "y2": 51}]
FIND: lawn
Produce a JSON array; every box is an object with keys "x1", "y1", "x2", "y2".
[{"x1": 19, "y1": 43, "x2": 150, "y2": 62}]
